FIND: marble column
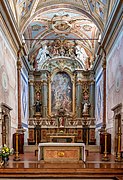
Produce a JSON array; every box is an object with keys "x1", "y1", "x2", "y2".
[
  {"x1": 0, "y1": 107, "x2": 3, "y2": 145},
  {"x1": 17, "y1": 58, "x2": 22, "y2": 129},
  {"x1": 29, "y1": 79, "x2": 34, "y2": 118},
  {"x1": 89, "y1": 73, "x2": 95, "y2": 117},
  {"x1": 42, "y1": 80, "x2": 48, "y2": 118},
  {"x1": 102, "y1": 56, "x2": 106, "y2": 128},
  {"x1": 75, "y1": 72, "x2": 82, "y2": 117}
]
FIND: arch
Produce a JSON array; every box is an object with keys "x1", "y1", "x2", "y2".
[{"x1": 20, "y1": 4, "x2": 103, "y2": 34}]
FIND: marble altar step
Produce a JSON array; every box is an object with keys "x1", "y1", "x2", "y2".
[
  {"x1": 0, "y1": 178, "x2": 114, "y2": 180},
  {"x1": 24, "y1": 144, "x2": 38, "y2": 152},
  {"x1": 85, "y1": 145, "x2": 100, "y2": 152}
]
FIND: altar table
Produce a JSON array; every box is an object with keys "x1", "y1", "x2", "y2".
[{"x1": 38, "y1": 142, "x2": 86, "y2": 162}]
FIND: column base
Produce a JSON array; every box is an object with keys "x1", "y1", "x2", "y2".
[
  {"x1": 115, "y1": 157, "x2": 123, "y2": 162},
  {"x1": 102, "y1": 154, "x2": 110, "y2": 161},
  {"x1": 13, "y1": 154, "x2": 21, "y2": 161}
]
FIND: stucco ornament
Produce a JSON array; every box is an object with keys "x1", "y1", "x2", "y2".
[
  {"x1": 51, "y1": 14, "x2": 72, "y2": 34},
  {"x1": 2, "y1": 71, "x2": 8, "y2": 92}
]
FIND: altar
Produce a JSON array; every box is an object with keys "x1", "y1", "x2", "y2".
[{"x1": 38, "y1": 142, "x2": 86, "y2": 163}]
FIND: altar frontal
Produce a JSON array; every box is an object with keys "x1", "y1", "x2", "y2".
[{"x1": 38, "y1": 142, "x2": 85, "y2": 163}]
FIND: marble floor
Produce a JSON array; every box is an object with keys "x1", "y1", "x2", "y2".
[
  {"x1": 4, "y1": 152, "x2": 123, "y2": 169},
  {"x1": 0, "y1": 152, "x2": 123, "y2": 179}
]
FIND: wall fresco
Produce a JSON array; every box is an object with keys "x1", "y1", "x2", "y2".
[
  {"x1": 21, "y1": 70, "x2": 28, "y2": 124},
  {"x1": 95, "y1": 70, "x2": 103, "y2": 126},
  {"x1": 107, "y1": 29, "x2": 123, "y2": 123},
  {"x1": 0, "y1": 29, "x2": 18, "y2": 127}
]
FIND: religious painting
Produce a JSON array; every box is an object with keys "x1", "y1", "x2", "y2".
[
  {"x1": 21, "y1": 70, "x2": 28, "y2": 125},
  {"x1": 41, "y1": 129, "x2": 47, "y2": 142},
  {"x1": 51, "y1": 72, "x2": 72, "y2": 114},
  {"x1": 77, "y1": 129, "x2": 83, "y2": 142},
  {"x1": 95, "y1": 70, "x2": 103, "y2": 127},
  {"x1": 89, "y1": 128, "x2": 95, "y2": 142}
]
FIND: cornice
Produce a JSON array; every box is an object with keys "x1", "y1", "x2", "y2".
[
  {"x1": 1, "y1": 1, "x2": 22, "y2": 50},
  {"x1": 0, "y1": 0, "x2": 28, "y2": 56},
  {"x1": 94, "y1": 0, "x2": 122, "y2": 71},
  {"x1": 100, "y1": 0, "x2": 122, "y2": 51}
]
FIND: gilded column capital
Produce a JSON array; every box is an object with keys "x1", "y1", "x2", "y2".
[
  {"x1": 29, "y1": 80, "x2": 34, "y2": 85},
  {"x1": 102, "y1": 58, "x2": 106, "y2": 69},
  {"x1": 17, "y1": 59, "x2": 22, "y2": 70},
  {"x1": 90, "y1": 80, "x2": 95, "y2": 85},
  {"x1": 42, "y1": 80, "x2": 48, "y2": 85},
  {"x1": 47, "y1": 75, "x2": 52, "y2": 83},
  {"x1": 76, "y1": 80, "x2": 82, "y2": 85}
]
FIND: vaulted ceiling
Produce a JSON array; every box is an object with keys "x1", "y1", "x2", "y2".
[{"x1": 15, "y1": 0, "x2": 108, "y2": 71}]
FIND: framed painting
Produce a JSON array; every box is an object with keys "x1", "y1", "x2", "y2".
[{"x1": 49, "y1": 71, "x2": 75, "y2": 116}]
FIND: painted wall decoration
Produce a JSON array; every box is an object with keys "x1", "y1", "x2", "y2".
[
  {"x1": 51, "y1": 72, "x2": 72, "y2": 113},
  {"x1": 95, "y1": 70, "x2": 103, "y2": 127},
  {"x1": 21, "y1": 69, "x2": 28, "y2": 143},
  {"x1": 107, "y1": 28, "x2": 123, "y2": 123},
  {"x1": 0, "y1": 28, "x2": 18, "y2": 130}
]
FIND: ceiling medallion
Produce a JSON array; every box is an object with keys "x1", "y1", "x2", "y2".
[
  {"x1": 51, "y1": 14, "x2": 72, "y2": 34},
  {"x1": 83, "y1": 25, "x2": 92, "y2": 31}
]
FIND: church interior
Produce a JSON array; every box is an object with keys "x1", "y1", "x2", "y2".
[{"x1": 0, "y1": 0, "x2": 123, "y2": 179}]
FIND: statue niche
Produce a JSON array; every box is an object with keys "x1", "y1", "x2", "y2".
[
  {"x1": 82, "y1": 91, "x2": 91, "y2": 116},
  {"x1": 57, "y1": 107, "x2": 66, "y2": 128},
  {"x1": 34, "y1": 91, "x2": 42, "y2": 117}
]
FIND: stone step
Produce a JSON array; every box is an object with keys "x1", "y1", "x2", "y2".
[
  {"x1": 24, "y1": 145, "x2": 38, "y2": 152},
  {"x1": 85, "y1": 145, "x2": 100, "y2": 152}
]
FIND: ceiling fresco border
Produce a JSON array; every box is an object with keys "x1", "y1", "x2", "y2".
[{"x1": 20, "y1": 4, "x2": 103, "y2": 34}]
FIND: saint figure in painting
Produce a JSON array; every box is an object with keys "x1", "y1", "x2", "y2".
[{"x1": 34, "y1": 92, "x2": 42, "y2": 113}]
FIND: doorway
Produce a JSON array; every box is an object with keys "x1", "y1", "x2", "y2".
[
  {"x1": 0, "y1": 103, "x2": 12, "y2": 147},
  {"x1": 112, "y1": 103, "x2": 122, "y2": 155}
]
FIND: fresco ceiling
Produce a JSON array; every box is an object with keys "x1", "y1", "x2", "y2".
[{"x1": 16, "y1": 0, "x2": 108, "y2": 71}]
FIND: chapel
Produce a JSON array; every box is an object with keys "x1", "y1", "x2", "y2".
[{"x1": 0, "y1": 0, "x2": 123, "y2": 179}]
